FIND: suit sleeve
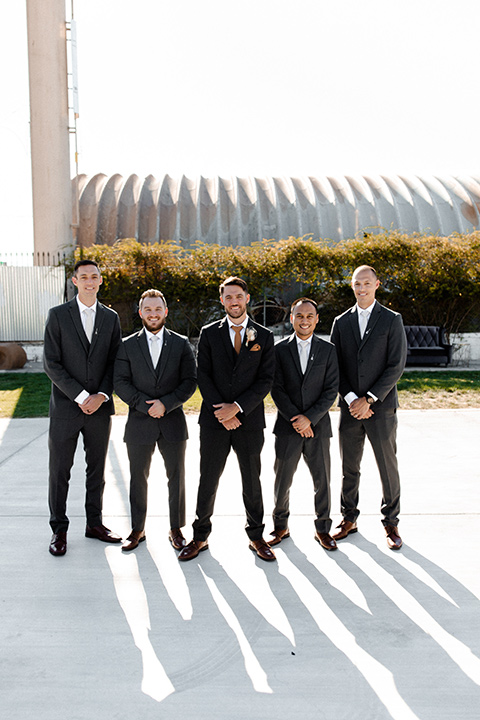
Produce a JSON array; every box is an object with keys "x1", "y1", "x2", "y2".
[
  {"x1": 271, "y1": 346, "x2": 301, "y2": 421},
  {"x1": 369, "y1": 313, "x2": 407, "y2": 402},
  {"x1": 196, "y1": 327, "x2": 227, "y2": 408},
  {"x1": 234, "y1": 330, "x2": 275, "y2": 416},
  {"x1": 43, "y1": 308, "x2": 85, "y2": 401},
  {"x1": 330, "y1": 317, "x2": 352, "y2": 400},
  {"x1": 303, "y1": 344, "x2": 339, "y2": 426},
  {"x1": 97, "y1": 313, "x2": 122, "y2": 398},
  {"x1": 114, "y1": 341, "x2": 152, "y2": 414},
  {"x1": 158, "y1": 339, "x2": 197, "y2": 413}
]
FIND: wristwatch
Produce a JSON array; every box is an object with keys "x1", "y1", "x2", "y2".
[{"x1": 366, "y1": 396, "x2": 375, "y2": 405}]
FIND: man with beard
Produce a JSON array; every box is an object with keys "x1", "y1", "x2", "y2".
[
  {"x1": 114, "y1": 289, "x2": 197, "y2": 551},
  {"x1": 179, "y1": 276, "x2": 276, "y2": 562}
]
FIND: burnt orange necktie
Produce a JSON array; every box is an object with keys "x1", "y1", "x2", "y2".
[{"x1": 232, "y1": 325, "x2": 243, "y2": 354}]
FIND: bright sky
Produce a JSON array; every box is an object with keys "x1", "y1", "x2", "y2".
[{"x1": 1, "y1": 0, "x2": 480, "y2": 255}]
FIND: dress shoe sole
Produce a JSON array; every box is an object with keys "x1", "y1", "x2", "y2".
[
  {"x1": 267, "y1": 531, "x2": 290, "y2": 547},
  {"x1": 314, "y1": 535, "x2": 338, "y2": 551},
  {"x1": 178, "y1": 544, "x2": 209, "y2": 561},
  {"x1": 387, "y1": 541, "x2": 403, "y2": 550},
  {"x1": 249, "y1": 544, "x2": 276, "y2": 561}
]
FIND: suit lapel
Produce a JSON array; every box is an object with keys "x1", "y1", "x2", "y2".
[
  {"x1": 89, "y1": 303, "x2": 105, "y2": 354},
  {"x1": 69, "y1": 299, "x2": 90, "y2": 353},
  {"x1": 219, "y1": 316, "x2": 236, "y2": 364},
  {"x1": 137, "y1": 329, "x2": 157, "y2": 379},
  {"x1": 287, "y1": 333, "x2": 303, "y2": 378},
  {"x1": 303, "y1": 335, "x2": 320, "y2": 380},
  {"x1": 359, "y1": 303, "x2": 381, "y2": 349},
  {"x1": 348, "y1": 306, "x2": 361, "y2": 347},
  {"x1": 155, "y1": 329, "x2": 172, "y2": 383}
]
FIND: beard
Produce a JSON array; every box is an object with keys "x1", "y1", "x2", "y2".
[{"x1": 142, "y1": 317, "x2": 166, "y2": 333}]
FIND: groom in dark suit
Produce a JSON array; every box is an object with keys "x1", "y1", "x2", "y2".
[
  {"x1": 179, "y1": 276, "x2": 276, "y2": 562},
  {"x1": 44, "y1": 260, "x2": 122, "y2": 556},
  {"x1": 269, "y1": 298, "x2": 339, "y2": 550},
  {"x1": 330, "y1": 265, "x2": 407, "y2": 549},
  {"x1": 114, "y1": 289, "x2": 197, "y2": 551}
]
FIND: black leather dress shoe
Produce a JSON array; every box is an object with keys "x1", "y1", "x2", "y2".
[
  {"x1": 49, "y1": 532, "x2": 67, "y2": 556},
  {"x1": 178, "y1": 539, "x2": 208, "y2": 561},
  {"x1": 314, "y1": 531, "x2": 337, "y2": 551},
  {"x1": 267, "y1": 528, "x2": 290, "y2": 546},
  {"x1": 122, "y1": 530, "x2": 146, "y2": 552},
  {"x1": 85, "y1": 524, "x2": 122, "y2": 543},
  {"x1": 385, "y1": 525, "x2": 403, "y2": 550},
  {"x1": 169, "y1": 528, "x2": 186, "y2": 550}
]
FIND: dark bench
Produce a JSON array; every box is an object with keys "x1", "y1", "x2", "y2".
[{"x1": 404, "y1": 325, "x2": 453, "y2": 366}]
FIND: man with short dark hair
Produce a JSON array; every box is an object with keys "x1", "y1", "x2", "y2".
[
  {"x1": 179, "y1": 276, "x2": 276, "y2": 562},
  {"x1": 269, "y1": 297, "x2": 339, "y2": 550},
  {"x1": 330, "y1": 265, "x2": 407, "y2": 549},
  {"x1": 44, "y1": 259, "x2": 122, "y2": 556},
  {"x1": 114, "y1": 289, "x2": 197, "y2": 551}
]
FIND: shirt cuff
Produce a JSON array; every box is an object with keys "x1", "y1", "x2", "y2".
[
  {"x1": 75, "y1": 390, "x2": 90, "y2": 405},
  {"x1": 99, "y1": 392, "x2": 109, "y2": 401},
  {"x1": 344, "y1": 392, "x2": 358, "y2": 406},
  {"x1": 234, "y1": 401, "x2": 243, "y2": 414},
  {"x1": 367, "y1": 391, "x2": 378, "y2": 402}
]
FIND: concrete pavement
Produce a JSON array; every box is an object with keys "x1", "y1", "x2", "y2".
[{"x1": 1, "y1": 410, "x2": 479, "y2": 720}]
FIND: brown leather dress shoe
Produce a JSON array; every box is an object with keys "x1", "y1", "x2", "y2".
[
  {"x1": 267, "y1": 528, "x2": 290, "y2": 546},
  {"x1": 122, "y1": 530, "x2": 146, "y2": 552},
  {"x1": 169, "y1": 528, "x2": 186, "y2": 550},
  {"x1": 249, "y1": 539, "x2": 276, "y2": 562},
  {"x1": 332, "y1": 520, "x2": 358, "y2": 540},
  {"x1": 85, "y1": 524, "x2": 122, "y2": 543},
  {"x1": 314, "y1": 532, "x2": 337, "y2": 551},
  {"x1": 385, "y1": 525, "x2": 403, "y2": 550},
  {"x1": 49, "y1": 532, "x2": 67, "y2": 556},
  {"x1": 178, "y1": 539, "x2": 209, "y2": 561}
]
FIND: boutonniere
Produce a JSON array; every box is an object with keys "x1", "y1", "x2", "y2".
[
  {"x1": 250, "y1": 343, "x2": 261, "y2": 352},
  {"x1": 246, "y1": 327, "x2": 257, "y2": 345}
]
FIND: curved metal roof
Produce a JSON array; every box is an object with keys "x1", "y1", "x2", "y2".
[{"x1": 75, "y1": 173, "x2": 480, "y2": 248}]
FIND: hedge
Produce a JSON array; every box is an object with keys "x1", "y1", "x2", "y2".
[{"x1": 71, "y1": 231, "x2": 480, "y2": 337}]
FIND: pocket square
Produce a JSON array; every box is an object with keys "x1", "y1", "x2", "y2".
[{"x1": 250, "y1": 343, "x2": 261, "y2": 352}]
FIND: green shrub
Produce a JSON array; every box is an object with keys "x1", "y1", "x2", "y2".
[{"x1": 71, "y1": 232, "x2": 480, "y2": 337}]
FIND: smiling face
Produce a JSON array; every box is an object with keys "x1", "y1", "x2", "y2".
[
  {"x1": 139, "y1": 295, "x2": 168, "y2": 334},
  {"x1": 291, "y1": 301, "x2": 319, "y2": 340},
  {"x1": 351, "y1": 267, "x2": 380, "y2": 309},
  {"x1": 220, "y1": 284, "x2": 250, "y2": 323},
  {"x1": 72, "y1": 264, "x2": 103, "y2": 306}
]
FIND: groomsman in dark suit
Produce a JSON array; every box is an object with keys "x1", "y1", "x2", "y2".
[
  {"x1": 269, "y1": 298, "x2": 339, "y2": 550},
  {"x1": 44, "y1": 260, "x2": 122, "y2": 556},
  {"x1": 330, "y1": 265, "x2": 407, "y2": 549},
  {"x1": 179, "y1": 276, "x2": 276, "y2": 562},
  {"x1": 114, "y1": 289, "x2": 197, "y2": 551}
]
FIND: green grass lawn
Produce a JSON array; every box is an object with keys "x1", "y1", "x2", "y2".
[{"x1": 1, "y1": 371, "x2": 480, "y2": 418}]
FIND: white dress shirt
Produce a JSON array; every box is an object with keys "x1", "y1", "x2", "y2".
[
  {"x1": 75, "y1": 298, "x2": 106, "y2": 405},
  {"x1": 144, "y1": 327, "x2": 165, "y2": 366},
  {"x1": 345, "y1": 300, "x2": 378, "y2": 406}
]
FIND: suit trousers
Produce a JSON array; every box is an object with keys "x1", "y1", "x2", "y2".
[
  {"x1": 338, "y1": 408, "x2": 401, "y2": 526},
  {"x1": 192, "y1": 425, "x2": 265, "y2": 541},
  {"x1": 48, "y1": 413, "x2": 112, "y2": 533},
  {"x1": 126, "y1": 436, "x2": 186, "y2": 532},
  {"x1": 273, "y1": 433, "x2": 332, "y2": 533}
]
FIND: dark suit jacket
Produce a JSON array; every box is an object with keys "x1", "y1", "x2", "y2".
[
  {"x1": 272, "y1": 334, "x2": 339, "y2": 438},
  {"x1": 330, "y1": 301, "x2": 407, "y2": 412},
  {"x1": 114, "y1": 328, "x2": 197, "y2": 444},
  {"x1": 197, "y1": 316, "x2": 275, "y2": 431},
  {"x1": 43, "y1": 299, "x2": 121, "y2": 419}
]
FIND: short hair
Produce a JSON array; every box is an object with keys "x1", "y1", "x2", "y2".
[
  {"x1": 139, "y1": 289, "x2": 167, "y2": 308},
  {"x1": 73, "y1": 259, "x2": 100, "y2": 275},
  {"x1": 352, "y1": 265, "x2": 377, "y2": 280},
  {"x1": 290, "y1": 297, "x2": 318, "y2": 314},
  {"x1": 219, "y1": 276, "x2": 248, "y2": 295}
]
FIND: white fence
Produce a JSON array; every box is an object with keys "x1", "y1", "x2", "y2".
[{"x1": 0, "y1": 266, "x2": 65, "y2": 341}]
